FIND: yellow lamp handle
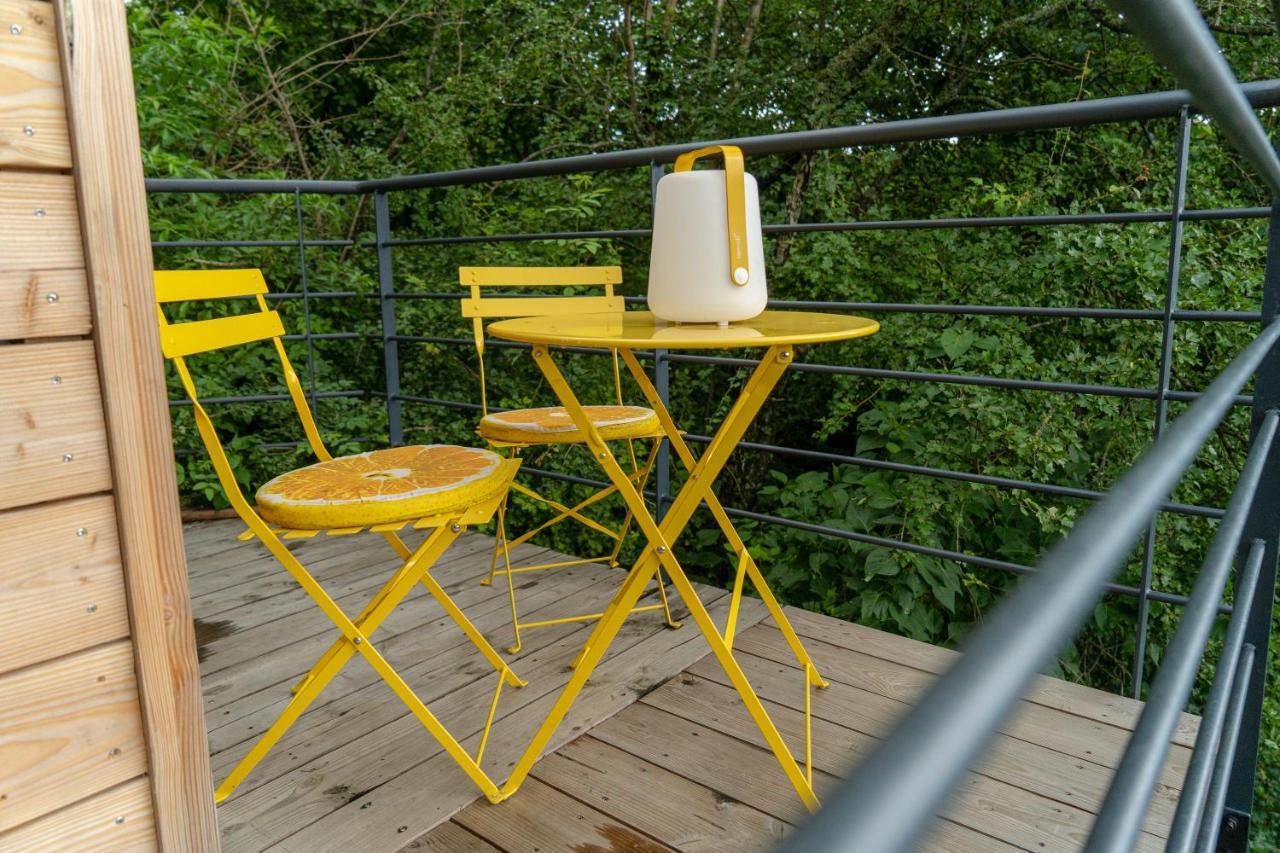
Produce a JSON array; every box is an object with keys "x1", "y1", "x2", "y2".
[{"x1": 673, "y1": 144, "x2": 750, "y2": 287}]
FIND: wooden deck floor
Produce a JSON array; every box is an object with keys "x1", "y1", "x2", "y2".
[{"x1": 184, "y1": 519, "x2": 1197, "y2": 853}]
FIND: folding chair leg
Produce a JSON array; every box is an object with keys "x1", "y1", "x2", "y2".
[
  {"x1": 497, "y1": 504, "x2": 523, "y2": 654},
  {"x1": 483, "y1": 449, "x2": 519, "y2": 587},
  {"x1": 224, "y1": 522, "x2": 523, "y2": 803},
  {"x1": 653, "y1": 565, "x2": 682, "y2": 629}
]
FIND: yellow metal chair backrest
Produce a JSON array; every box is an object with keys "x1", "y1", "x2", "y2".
[
  {"x1": 154, "y1": 268, "x2": 331, "y2": 519},
  {"x1": 457, "y1": 266, "x2": 626, "y2": 415}
]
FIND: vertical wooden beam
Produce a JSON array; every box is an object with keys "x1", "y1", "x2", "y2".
[{"x1": 55, "y1": 1, "x2": 218, "y2": 848}]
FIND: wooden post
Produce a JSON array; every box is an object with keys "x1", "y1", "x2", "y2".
[{"x1": 55, "y1": 0, "x2": 218, "y2": 847}]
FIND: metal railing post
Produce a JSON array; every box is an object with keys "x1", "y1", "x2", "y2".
[
  {"x1": 375, "y1": 190, "x2": 404, "y2": 445},
  {"x1": 293, "y1": 190, "x2": 320, "y2": 412},
  {"x1": 650, "y1": 161, "x2": 672, "y2": 520},
  {"x1": 1222, "y1": 196, "x2": 1280, "y2": 842},
  {"x1": 1134, "y1": 107, "x2": 1192, "y2": 697}
]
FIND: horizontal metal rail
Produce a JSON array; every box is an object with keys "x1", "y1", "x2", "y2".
[
  {"x1": 691, "y1": 434, "x2": 1224, "y2": 519},
  {"x1": 377, "y1": 206, "x2": 1272, "y2": 248},
  {"x1": 782, "y1": 318, "x2": 1280, "y2": 853},
  {"x1": 143, "y1": 80, "x2": 1280, "y2": 196},
  {"x1": 152, "y1": 238, "x2": 357, "y2": 249},
  {"x1": 167, "y1": 389, "x2": 364, "y2": 407},
  {"x1": 665, "y1": 352, "x2": 1254, "y2": 405},
  {"x1": 1085, "y1": 411, "x2": 1278, "y2": 850}
]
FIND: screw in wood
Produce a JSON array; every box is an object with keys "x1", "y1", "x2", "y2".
[
  {"x1": 63, "y1": 452, "x2": 74, "y2": 463},
  {"x1": 9, "y1": 23, "x2": 21, "y2": 35},
  {"x1": 46, "y1": 292, "x2": 58, "y2": 302}
]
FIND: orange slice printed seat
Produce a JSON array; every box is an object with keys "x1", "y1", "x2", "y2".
[
  {"x1": 256, "y1": 445, "x2": 508, "y2": 530},
  {"x1": 478, "y1": 405, "x2": 660, "y2": 445}
]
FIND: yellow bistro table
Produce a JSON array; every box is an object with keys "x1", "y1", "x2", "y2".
[{"x1": 487, "y1": 309, "x2": 879, "y2": 810}]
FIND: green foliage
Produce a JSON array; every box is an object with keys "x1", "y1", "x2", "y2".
[{"x1": 129, "y1": 1, "x2": 1280, "y2": 843}]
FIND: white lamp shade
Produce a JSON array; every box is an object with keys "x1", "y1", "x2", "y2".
[{"x1": 647, "y1": 169, "x2": 768, "y2": 324}]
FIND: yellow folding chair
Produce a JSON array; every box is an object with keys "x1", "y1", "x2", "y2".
[
  {"x1": 458, "y1": 266, "x2": 680, "y2": 653},
  {"x1": 156, "y1": 268, "x2": 525, "y2": 804}
]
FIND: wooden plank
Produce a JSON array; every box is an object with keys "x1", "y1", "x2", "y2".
[
  {"x1": 0, "y1": 495, "x2": 129, "y2": 675},
  {"x1": 453, "y1": 777, "x2": 674, "y2": 852},
  {"x1": 0, "y1": 776, "x2": 156, "y2": 852},
  {"x1": 227, "y1": 588, "x2": 750, "y2": 852},
  {"x1": 206, "y1": 563, "x2": 634, "y2": 784},
  {"x1": 682, "y1": 651, "x2": 1183, "y2": 839},
  {"x1": 58, "y1": 0, "x2": 218, "y2": 844},
  {"x1": 202, "y1": 547, "x2": 590, "y2": 761},
  {"x1": 0, "y1": 0, "x2": 70, "y2": 169},
  {"x1": 0, "y1": 340, "x2": 111, "y2": 510},
  {"x1": 194, "y1": 539, "x2": 540, "y2": 691},
  {"x1": 0, "y1": 269, "x2": 91, "y2": 340},
  {"x1": 605, "y1": 697, "x2": 1156, "y2": 853},
  {"x1": 590, "y1": 703, "x2": 1008, "y2": 853},
  {"x1": 779, "y1": 606, "x2": 1201, "y2": 746},
  {"x1": 401, "y1": 821, "x2": 500, "y2": 853},
  {"x1": 731, "y1": 625, "x2": 1190, "y2": 789},
  {"x1": 0, "y1": 170, "x2": 82, "y2": 271},
  {"x1": 0, "y1": 640, "x2": 147, "y2": 832},
  {"x1": 648, "y1": 675, "x2": 1172, "y2": 851},
  {"x1": 530, "y1": 735, "x2": 791, "y2": 851}
]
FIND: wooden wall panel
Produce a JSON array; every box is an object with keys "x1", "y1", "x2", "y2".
[
  {"x1": 0, "y1": 777, "x2": 156, "y2": 852},
  {"x1": 0, "y1": 268, "x2": 91, "y2": 340},
  {"x1": 0, "y1": 0, "x2": 70, "y2": 169},
  {"x1": 0, "y1": 339, "x2": 111, "y2": 510},
  {"x1": 0, "y1": 641, "x2": 148, "y2": 832},
  {"x1": 0, "y1": 496, "x2": 129, "y2": 675},
  {"x1": 0, "y1": 170, "x2": 82, "y2": 271}
]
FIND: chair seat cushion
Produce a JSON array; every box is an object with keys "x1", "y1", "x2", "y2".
[
  {"x1": 256, "y1": 445, "x2": 506, "y2": 529},
  {"x1": 478, "y1": 405, "x2": 660, "y2": 445}
]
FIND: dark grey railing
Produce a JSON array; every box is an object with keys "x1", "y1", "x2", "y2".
[{"x1": 147, "y1": 6, "x2": 1279, "y2": 846}]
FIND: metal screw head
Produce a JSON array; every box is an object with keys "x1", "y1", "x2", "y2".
[
  {"x1": 598, "y1": 451, "x2": 608, "y2": 459},
  {"x1": 114, "y1": 816, "x2": 125, "y2": 825},
  {"x1": 781, "y1": 351, "x2": 792, "y2": 360},
  {"x1": 533, "y1": 349, "x2": 543, "y2": 358},
  {"x1": 352, "y1": 636, "x2": 362, "y2": 645},
  {"x1": 46, "y1": 292, "x2": 58, "y2": 303},
  {"x1": 22, "y1": 125, "x2": 34, "y2": 136},
  {"x1": 86, "y1": 604, "x2": 97, "y2": 614},
  {"x1": 76, "y1": 527, "x2": 87, "y2": 537},
  {"x1": 108, "y1": 746, "x2": 120, "y2": 756},
  {"x1": 657, "y1": 545, "x2": 667, "y2": 553},
  {"x1": 33, "y1": 208, "x2": 45, "y2": 217},
  {"x1": 50, "y1": 375, "x2": 61, "y2": 385},
  {"x1": 9, "y1": 23, "x2": 21, "y2": 35},
  {"x1": 63, "y1": 452, "x2": 74, "y2": 463},
  {"x1": 450, "y1": 523, "x2": 461, "y2": 532}
]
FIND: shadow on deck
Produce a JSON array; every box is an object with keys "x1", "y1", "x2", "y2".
[{"x1": 183, "y1": 519, "x2": 1197, "y2": 852}]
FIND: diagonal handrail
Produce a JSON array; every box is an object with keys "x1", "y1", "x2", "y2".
[
  {"x1": 781, "y1": 319, "x2": 1280, "y2": 853},
  {"x1": 1105, "y1": 0, "x2": 1280, "y2": 198}
]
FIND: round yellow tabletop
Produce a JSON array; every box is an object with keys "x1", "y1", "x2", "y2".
[{"x1": 486, "y1": 310, "x2": 879, "y2": 350}]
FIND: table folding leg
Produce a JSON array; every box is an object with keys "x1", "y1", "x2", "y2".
[{"x1": 499, "y1": 343, "x2": 825, "y2": 811}]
